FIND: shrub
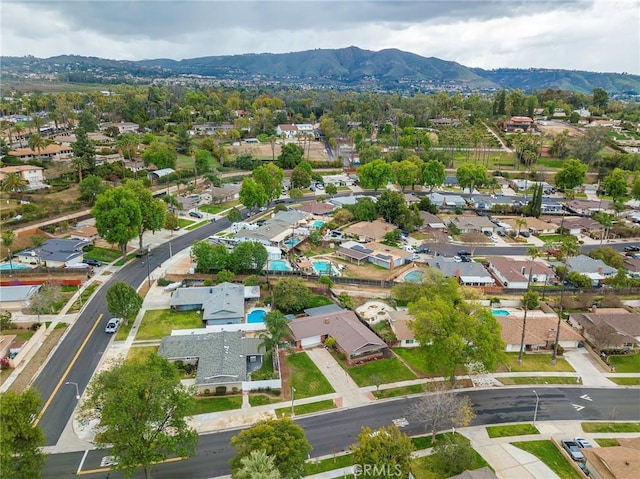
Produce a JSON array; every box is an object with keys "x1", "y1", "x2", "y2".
[
  {"x1": 184, "y1": 363, "x2": 194, "y2": 375},
  {"x1": 203, "y1": 388, "x2": 211, "y2": 396},
  {"x1": 232, "y1": 387, "x2": 239, "y2": 394},
  {"x1": 554, "y1": 344, "x2": 564, "y2": 356},
  {"x1": 157, "y1": 278, "x2": 172, "y2": 287},
  {"x1": 174, "y1": 360, "x2": 184, "y2": 370},
  {"x1": 203, "y1": 279, "x2": 213, "y2": 286},
  {"x1": 30, "y1": 322, "x2": 41, "y2": 331}
]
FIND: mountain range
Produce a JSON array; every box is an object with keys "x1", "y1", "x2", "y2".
[{"x1": 3, "y1": 46, "x2": 639, "y2": 94}]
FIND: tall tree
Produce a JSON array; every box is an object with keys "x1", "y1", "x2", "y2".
[
  {"x1": 422, "y1": 159, "x2": 446, "y2": 192},
  {"x1": 142, "y1": 141, "x2": 177, "y2": 170},
  {"x1": 78, "y1": 175, "x2": 106, "y2": 206},
  {"x1": 233, "y1": 450, "x2": 281, "y2": 479},
  {"x1": 106, "y1": 281, "x2": 143, "y2": 326},
  {"x1": 376, "y1": 190, "x2": 405, "y2": 225},
  {"x1": 71, "y1": 128, "x2": 96, "y2": 182},
  {"x1": 0, "y1": 389, "x2": 46, "y2": 479},
  {"x1": 123, "y1": 180, "x2": 167, "y2": 249},
  {"x1": 230, "y1": 418, "x2": 311, "y2": 479},
  {"x1": 0, "y1": 172, "x2": 28, "y2": 196},
  {"x1": 272, "y1": 278, "x2": 312, "y2": 314},
  {"x1": 239, "y1": 177, "x2": 268, "y2": 210},
  {"x1": 175, "y1": 124, "x2": 192, "y2": 154},
  {"x1": 276, "y1": 143, "x2": 304, "y2": 169},
  {"x1": 194, "y1": 149, "x2": 213, "y2": 175},
  {"x1": 290, "y1": 165, "x2": 311, "y2": 189},
  {"x1": 116, "y1": 133, "x2": 139, "y2": 160},
  {"x1": 252, "y1": 164, "x2": 284, "y2": 204},
  {"x1": 80, "y1": 355, "x2": 198, "y2": 479},
  {"x1": 554, "y1": 159, "x2": 587, "y2": 195},
  {"x1": 351, "y1": 425, "x2": 414, "y2": 479},
  {"x1": 409, "y1": 387, "x2": 475, "y2": 441},
  {"x1": 392, "y1": 159, "x2": 420, "y2": 192},
  {"x1": 603, "y1": 167, "x2": 628, "y2": 202},
  {"x1": 1, "y1": 229, "x2": 16, "y2": 270},
  {"x1": 571, "y1": 128, "x2": 606, "y2": 165},
  {"x1": 357, "y1": 159, "x2": 392, "y2": 191},
  {"x1": 92, "y1": 187, "x2": 142, "y2": 259},
  {"x1": 27, "y1": 133, "x2": 47, "y2": 161},
  {"x1": 77, "y1": 109, "x2": 99, "y2": 132},
  {"x1": 456, "y1": 163, "x2": 487, "y2": 197}
]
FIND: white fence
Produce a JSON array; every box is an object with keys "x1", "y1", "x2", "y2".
[{"x1": 243, "y1": 378, "x2": 282, "y2": 392}]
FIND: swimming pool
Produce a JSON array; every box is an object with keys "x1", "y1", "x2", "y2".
[
  {"x1": 492, "y1": 309, "x2": 510, "y2": 316},
  {"x1": 247, "y1": 309, "x2": 267, "y2": 323},
  {"x1": 284, "y1": 237, "x2": 302, "y2": 248},
  {"x1": 312, "y1": 220, "x2": 325, "y2": 228},
  {"x1": 312, "y1": 260, "x2": 335, "y2": 275},
  {"x1": 403, "y1": 270, "x2": 424, "y2": 282},
  {"x1": 268, "y1": 260, "x2": 292, "y2": 271},
  {"x1": 0, "y1": 263, "x2": 32, "y2": 270}
]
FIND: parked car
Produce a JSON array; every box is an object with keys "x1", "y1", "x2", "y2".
[
  {"x1": 452, "y1": 256, "x2": 463, "y2": 263},
  {"x1": 483, "y1": 230, "x2": 493, "y2": 237},
  {"x1": 105, "y1": 318, "x2": 122, "y2": 334},
  {"x1": 189, "y1": 211, "x2": 204, "y2": 219},
  {"x1": 460, "y1": 256, "x2": 472, "y2": 262},
  {"x1": 575, "y1": 437, "x2": 593, "y2": 449},
  {"x1": 457, "y1": 250, "x2": 471, "y2": 256},
  {"x1": 624, "y1": 245, "x2": 640, "y2": 252},
  {"x1": 561, "y1": 439, "x2": 585, "y2": 461},
  {"x1": 520, "y1": 231, "x2": 531, "y2": 238},
  {"x1": 135, "y1": 247, "x2": 149, "y2": 257},
  {"x1": 415, "y1": 246, "x2": 431, "y2": 254},
  {"x1": 82, "y1": 258, "x2": 103, "y2": 267},
  {"x1": 578, "y1": 462, "x2": 591, "y2": 476}
]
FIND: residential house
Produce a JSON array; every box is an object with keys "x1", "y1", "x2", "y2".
[
  {"x1": 561, "y1": 217, "x2": 603, "y2": 238},
  {"x1": 69, "y1": 225, "x2": 100, "y2": 243},
  {"x1": 99, "y1": 121, "x2": 140, "y2": 134},
  {"x1": 15, "y1": 239, "x2": 89, "y2": 267},
  {"x1": 582, "y1": 437, "x2": 640, "y2": 479},
  {"x1": 471, "y1": 195, "x2": 518, "y2": 213},
  {"x1": 511, "y1": 180, "x2": 553, "y2": 192},
  {"x1": 0, "y1": 285, "x2": 41, "y2": 311},
  {"x1": 431, "y1": 118, "x2": 461, "y2": 127},
  {"x1": 443, "y1": 194, "x2": 467, "y2": 208},
  {"x1": 322, "y1": 174, "x2": 357, "y2": 187},
  {"x1": 329, "y1": 195, "x2": 377, "y2": 208},
  {"x1": 487, "y1": 257, "x2": 555, "y2": 289},
  {"x1": 169, "y1": 282, "x2": 260, "y2": 326},
  {"x1": 338, "y1": 241, "x2": 413, "y2": 270},
  {"x1": 568, "y1": 308, "x2": 640, "y2": 351},
  {"x1": 288, "y1": 309, "x2": 387, "y2": 363},
  {"x1": 497, "y1": 314, "x2": 582, "y2": 352},
  {"x1": 565, "y1": 199, "x2": 611, "y2": 216},
  {"x1": 419, "y1": 211, "x2": 446, "y2": 229},
  {"x1": 237, "y1": 209, "x2": 310, "y2": 249},
  {"x1": 540, "y1": 199, "x2": 564, "y2": 214},
  {"x1": 8, "y1": 144, "x2": 73, "y2": 161},
  {"x1": 503, "y1": 116, "x2": 536, "y2": 132},
  {"x1": 426, "y1": 257, "x2": 496, "y2": 287},
  {"x1": 95, "y1": 153, "x2": 124, "y2": 165},
  {"x1": 443, "y1": 176, "x2": 459, "y2": 187},
  {"x1": 451, "y1": 215, "x2": 496, "y2": 234},
  {"x1": 623, "y1": 257, "x2": 640, "y2": 278},
  {"x1": 147, "y1": 168, "x2": 176, "y2": 183},
  {"x1": 503, "y1": 217, "x2": 558, "y2": 235},
  {"x1": 403, "y1": 193, "x2": 421, "y2": 205},
  {"x1": 295, "y1": 202, "x2": 337, "y2": 216},
  {"x1": 388, "y1": 310, "x2": 419, "y2": 347},
  {"x1": 276, "y1": 124, "x2": 298, "y2": 138},
  {"x1": 208, "y1": 184, "x2": 241, "y2": 203},
  {"x1": 344, "y1": 219, "x2": 396, "y2": 242},
  {"x1": 566, "y1": 255, "x2": 617, "y2": 286},
  {"x1": 158, "y1": 331, "x2": 266, "y2": 394},
  {"x1": 0, "y1": 165, "x2": 46, "y2": 189}
]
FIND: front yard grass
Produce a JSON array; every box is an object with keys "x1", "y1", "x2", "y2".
[
  {"x1": 177, "y1": 218, "x2": 195, "y2": 228},
  {"x1": 136, "y1": 309, "x2": 203, "y2": 340},
  {"x1": 411, "y1": 436, "x2": 489, "y2": 479},
  {"x1": 486, "y1": 423, "x2": 539, "y2": 438},
  {"x1": 286, "y1": 352, "x2": 334, "y2": 398},
  {"x1": 83, "y1": 246, "x2": 122, "y2": 263},
  {"x1": 608, "y1": 354, "x2": 640, "y2": 373},
  {"x1": 373, "y1": 384, "x2": 425, "y2": 399},
  {"x1": 594, "y1": 438, "x2": 620, "y2": 447},
  {"x1": 338, "y1": 355, "x2": 416, "y2": 387},
  {"x1": 66, "y1": 282, "x2": 102, "y2": 313},
  {"x1": 512, "y1": 440, "x2": 581, "y2": 479},
  {"x1": 607, "y1": 377, "x2": 640, "y2": 386},
  {"x1": 304, "y1": 453, "x2": 353, "y2": 476},
  {"x1": 248, "y1": 394, "x2": 282, "y2": 407},
  {"x1": 581, "y1": 422, "x2": 640, "y2": 433},
  {"x1": 185, "y1": 220, "x2": 208, "y2": 231},
  {"x1": 498, "y1": 376, "x2": 580, "y2": 385},
  {"x1": 393, "y1": 347, "x2": 461, "y2": 377},
  {"x1": 190, "y1": 395, "x2": 243, "y2": 415},
  {"x1": 276, "y1": 399, "x2": 336, "y2": 417},
  {"x1": 307, "y1": 295, "x2": 335, "y2": 309},
  {"x1": 126, "y1": 346, "x2": 159, "y2": 363},
  {"x1": 499, "y1": 353, "x2": 574, "y2": 373}
]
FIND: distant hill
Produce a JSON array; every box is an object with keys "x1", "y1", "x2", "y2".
[{"x1": 3, "y1": 47, "x2": 639, "y2": 94}]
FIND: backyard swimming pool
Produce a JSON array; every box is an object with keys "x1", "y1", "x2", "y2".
[
  {"x1": 0, "y1": 263, "x2": 32, "y2": 270},
  {"x1": 247, "y1": 309, "x2": 267, "y2": 323},
  {"x1": 311, "y1": 220, "x2": 325, "y2": 228},
  {"x1": 268, "y1": 260, "x2": 292, "y2": 271},
  {"x1": 312, "y1": 260, "x2": 336, "y2": 275},
  {"x1": 284, "y1": 237, "x2": 302, "y2": 248},
  {"x1": 492, "y1": 309, "x2": 511, "y2": 316},
  {"x1": 403, "y1": 270, "x2": 424, "y2": 282}
]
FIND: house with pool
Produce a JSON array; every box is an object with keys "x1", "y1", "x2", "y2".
[
  {"x1": 487, "y1": 257, "x2": 555, "y2": 289},
  {"x1": 169, "y1": 282, "x2": 260, "y2": 326},
  {"x1": 14, "y1": 238, "x2": 89, "y2": 268},
  {"x1": 337, "y1": 241, "x2": 413, "y2": 270},
  {"x1": 426, "y1": 258, "x2": 497, "y2": 287}
]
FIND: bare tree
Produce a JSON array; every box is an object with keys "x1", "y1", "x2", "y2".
[
  {"x1": 410, "y1": 387, "x2": 475, "y2": 441},
  {"x1": 28, "y1": 283, "x2": 62, "y2": 320}
]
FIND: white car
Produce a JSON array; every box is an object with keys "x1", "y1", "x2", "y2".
[
  {"x1": 575, "y1": 437, "x2": 593, "y2": 448},
  {"x1": 105, "y1": 318, "x2": 123, "y2": 334}
]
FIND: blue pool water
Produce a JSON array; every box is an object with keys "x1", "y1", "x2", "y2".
[
  {"x1": 0, "y1": 263, "x2": 32, "y2": 270},
  {"x1": 404, "y1": 270, "x2": 424, "y2": 282},
  {"x1": 312, "y1": 260, "x2": 333, "y2": 275},
  {"x1": 247, "y1": 309, "x2": 267, "y2": 323},
  {"x1": 284, "y1": 237, "x2": 302, "y2": 248},
  {"x1": 312, "y1": 220, "x2": 325, "y2": 228},
  {"x1": 492, "y1": 309, "x2": 510, "y2": 316},
  {"x1": 268, "y1": 260, "x2": 292, "y2": 271}
]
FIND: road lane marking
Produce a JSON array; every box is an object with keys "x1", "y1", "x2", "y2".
[
  {"x1": 78, "y1": 456, "x2": 185, "y2": 475},
  {"x1": 34, "y1": 313, "x2": 103, "y2": 425},
  {"x1": 572, "y1": 404, "x2": 585, "y2": 412},
  {"x1": 77, "y1": 450, "x2": 89, "y2": 475},
  {"x1": 580, "y1": 394, "x2": 593, "y2": 401},
  {"x1": 393, "y1": 418, "x2": 409, "y2": 427}
]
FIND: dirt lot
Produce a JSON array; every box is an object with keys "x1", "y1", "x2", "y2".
[
  {"x1": 228, "y1": 139, "x2": 330, "y2": 162},
  {"x1": 537, "y1": 122, "x2": 584, "y2": 138}
]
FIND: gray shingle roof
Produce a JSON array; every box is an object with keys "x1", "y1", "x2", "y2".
[
  {"x1": 16, "y1": 239, "x2": 89, "y2": 263},
  {"x1": 567, "y1": 255, "x2": 616, "y2": 275},
  {"x1": 0, "y1": 285, "x2": 41, "y2": 302},
  {"x1": 170, "y1": 283, "x2": 245, "y2": 322}
]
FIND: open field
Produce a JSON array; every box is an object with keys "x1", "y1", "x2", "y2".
[{"x1": 229, "y1": 139, "x2": 329, "y2": 162}]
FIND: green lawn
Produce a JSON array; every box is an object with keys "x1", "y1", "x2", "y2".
[
  {"x1": 498, "y1": 377, "x2": 580, "y2": 385},
  {"x1": 185, "y1": 220, "x2": 209, "y2": 231},
  {"x1": 190, "y1": 396, "x2": 243, "y2": 415},
  {"x1": 486, "y1": 424, "x2": 539, "y2": 438},
  {"x1": 373, "y1": 384, "x2": 425, "y2": 399},
  {"x1": 177, "y1": 218, "x2": 195, "y2": 228},
  {"x1": 248, "y1": 394, "x2": 282, "y2": 407},
  {"x1": 512, "y1": 441, "x2": 581, "y2": 479},
  {"x1": 304, "y1": 453, "x2": 353, "y2": 476},
  {"x1": 83, "y1": 246, "x2": 122, "y2": 263},
  {"x1": 411, "y1": 435, "x2": 489, "y2": 479},
  {"x1": 340, "y1": 356, "x2": 416, "y2": 387},
  {"x1": 286, "y1": 352, "x2": 334, "y2": 398},
  {"x1": 307, "y1": 295, "x2": 335, "y2": 309},
  {"x1": 67, "y1": 282, "x2": 101, "y2": 313},
  {"x1": 200, "y1": 201, "x2": 240, "y2": 215},
  {"x1": 393, "y1": 347, "x2": 461, "y2": 377},
  {"x1": 594, "y1": 438, "x2": 619, "y2": 447},
  {"x1": 126, "y1": 346, "x2": 159, "y2": 363},
  {"x1": 0, "y1": 329, "x2": 35, "y2": 341},
  {"x1": 608, "y1": 354, "x2": 640, "y2": 373},
  {"x1": 537, "y1": 234, "x2": 572, "y2": 244},
  {"x1": 276, "y1": 399, "x2": 336, "y2": 417},
  {"x1": 499, "y1": 353, "x2": 574, "y2": 373},
  {"x1": 581, "y1": 422, "x2": 640, "y2": 433},
  {"x1": 136, "y1": 309, "x2": 203, "y2": 340},
  {"x1": 113, "y1": 252, "x2": 136, "y2": 266},
  {"x1": 608, "y1": 377, "x2": 640, "y2": 386}
]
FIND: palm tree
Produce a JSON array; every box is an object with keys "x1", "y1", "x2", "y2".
[
  {"x1": 1, "y1": 229, "x2": 16, "y2": 271},
  {"x1": 515, "y1": 218, "x2": 527, "y2": 236},
  {"x1": 518, "y1": 246, "x2": 540, "y2": 365},
  {"x1": 71, "y1": 155, "x2": 91, "y2": 182},
  {"x1": 235, "y1": 450, "x2": 280, "y2": 479},
  {"x1": 551, "y1": 236, "x2": 580, "y2": 365},
  {"x1": 12, "y1": 122, "x2": 25, "y2": 146},
  {"x1": 27, "y1": 133, "x2": 47, "y2": 161},
  {"x1": 0, "y1": 172, "x2": 28, "y2": 195}
]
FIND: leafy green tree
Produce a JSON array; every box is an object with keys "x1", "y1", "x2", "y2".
[
  {"x1": 432, "y1": 434, "x2": 476, "y2": 476},
  {"x1": 194, "y1": 149, "x2": 213, "y2": 174},
  {"x1": 603, "y1": 168, "x2": 628, "y2": 202},
  {"x1": 106, "y1": 281, "x2": 143, "y2": 326},
  {"x1": 77, "y1": 109, "x2": 98, "y2": 132},
  {"x1": 0, "y1": 389, "x2": 46, "y2": 479},
  {"x1": 1, "y1": 229, "x2": 16, "y2": 271},
  {"x1": 80, "y1": 355, "x2": 198, "y2": 479},
  {"x1": 253, "y1": 164, "x2": 284, "y2": 204},
  {"x1": 71, "y1": 128, "x2": 96, "y2": 182},
  {"x1": 164, "y1": 211, "x2": 178, "y2": 233},
  {"x1": 376, "y1": 190, "x2": 405, "y2": 224},
  {"x1": 353, "y1": 197, "x2": 378, "y2": 222},
  {"x1": 227, "y1": 207, "x2": 242, "y2": 223},
  {"x1": 392, "y1": 160, "x2": 420, "y2": 192},
  {"x1": 27, "y1": 133, "x2": 47, "y2": 161},
  {"x1": 124, "y1": 180, "x2": 167, "y2": 250},
  {"x1": 290, "y1": 165, "x2": 311, "y2": 189},
  {"x1": 554, "y1": 159, "x2": 587, "y2": 194},
  {"x1": 263, "y1": 310, "x2": 289, "y2": 346},
  {"x1": 351, "y1": 425, "x2": 414, "y2": 479},
  {"x1": 92, "y1": 187, "x2": 142, "y2": 259},
  {"x1": 456, "y1": 163, "x2": 487, "y2": 196},
  {"x1": 0, "y1": 310, "x2": 13, "y2": 331},
  {"x1": 231, "y1": 418, "x2": 311, "y2": 479},
  {"x1": 175, "y1": 124, "x2": 192, "y2": 154},
  {"x1": 216, "y1": 269, "x2": 235, "y2": 284},
  {"x1": 357, "y1": 159, "x2": 392, "y2": 191},
  {"x1": 592, "y1": 88, "x2": 609, "y2": 110},
  {"x1": 571, "y1": 128, "x2": 606, "y2": 165},
  {"x1": 234, "y1": 153, "x2": 260, "y2": 170},
  {"x1": 288, "y1": 188, "x2": 303, "y2": 200},
  {"x1": 527, "y1": 183, "x2": 543, "y2": 218},
  {"x1": 358, "y1": 145, "x2": 382, "y2": 164},
  {"x1": 116, "y1": 133, "x2": 139, "y2": 160},
  {"x1": 422, "y1": 159, "x2": 446, "y2": 192},
  {"x1": 272, "y1": 278, "x2": 312, "y2": 314},
  {"x1": 233, "y1": 450, "x2": 281, "y2": 479},
  {"x1": 191, "y1": 241, "x2": 230, "y2": 273},
  {"x1": 631, "y1": 175, "x2": 640, "y2": 200},
  {"x1": 522, "y1": 290, "x2": 540, "y2": 310},
  {"x1": 324, "y1": 183, "x2": 337, "y2": 196},
  {"x1": 276, "y1": 143, "x2": 304, "y2": 169},
  {"x1": 78, "y1": 175, "x2": 106, "y2": 206},
  {"x1": 0, "y1": 172, "x2": 28, "y2": 195},
  {"x1": 142, "y1": 141, "x2": 177, "y2": 169},
  {"x1": 229, "y1": 241, "x2": 268, "y2": 274},
  {"x1": 549, "y1": 130, "x2": 570, "y2": 159},
  {"x1": 588, "y1": 246, "x2": 624, "y2": 269},
  {"x1": 239, "y1": 177, "x2": 268, "y2": 210}
]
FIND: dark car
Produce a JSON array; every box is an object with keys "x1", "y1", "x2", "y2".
[
  {"x1": 135, "y1": 247, "x2": 149, "y2": 257},
  {"x1": 460, "y1": 256, "x2": 472, "y2": 262},
  {"x1": 189, "y1": 211, "x2": 204, "y2": 219},
  {"x1": 82, "y1": 258, "x2": 103, "y2": 267},
  {"x1": 415, "y1": 246, "x2": 431, "y2": 254},
  {"x1": 457, "y1": 250, "x2": 471, "y2": 256},
  {"x1": 561, "y1": 440, "x2": 585, "y2": 461},
  {"x1": 520, "y1": 231, "x2": 531, "y2": 238},
  {"x1": 624, "y1": 245, "x2": 640, "y2": 252}
]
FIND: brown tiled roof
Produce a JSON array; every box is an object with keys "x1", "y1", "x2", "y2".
[
  {"x1": 582, "y1": 446, "x2": 640, "y2": 479},
  {"x1": 488, "y1": 257, "x2": 554, "y2": 283},
  {"x1": 296, "y1": 202, "x2": 336, "y2": 215},
  {"x1": 570, "y1": 311, "x2": 640, "y2": 337},
  {"x1": 345, "y1": 219, "x2": 396, "y2": 240},
  {"x1": 388, "y1": 311, "x2": 415, "y2": 341},
  {"x1": 497, "y1": 316, "x2": 583, "y2": 346},
  {"x1": 9, "y1": 144, "x2": 72, "y2": 156}
]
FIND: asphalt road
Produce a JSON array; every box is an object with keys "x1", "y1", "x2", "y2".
[
  {"x1": 34, "y1": 217, "x2": 234, "y2": 446},
  {"x1": 42, "y1": 387, "x2": 640, "y2": 478}
]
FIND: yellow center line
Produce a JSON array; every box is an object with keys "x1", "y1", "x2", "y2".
[
  {"x1": 35, "y1": 313, "x2": 103, "y2": 425},
  {"x1": 77, "y1": 456, "x2": 186, "y2": 475}
]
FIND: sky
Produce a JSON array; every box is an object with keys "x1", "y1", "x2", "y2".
[{"x1": 2, "y1": 0, "x2": 639, "y2": 74}]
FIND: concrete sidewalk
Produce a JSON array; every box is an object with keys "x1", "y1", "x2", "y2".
[{"x1": 563, "y1": 349, "x2": 617, "y2": 387}]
